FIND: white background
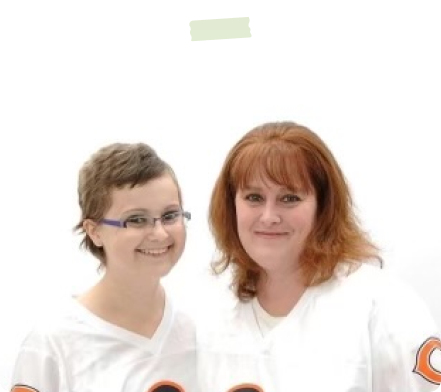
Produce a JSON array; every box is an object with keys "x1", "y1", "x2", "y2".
[{"x1": 1, "y1": 1, "x2": 440, "y2": 389}]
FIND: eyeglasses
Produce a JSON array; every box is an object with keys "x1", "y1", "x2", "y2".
[{"x1": 100, "y1": 210, "x2": 191, "y2": 229}]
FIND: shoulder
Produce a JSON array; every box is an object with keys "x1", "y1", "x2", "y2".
[
  {"x1": 334, "y1": 262, "x2": 428, "y2": 305},
  {"x1": 170, "y1": 300, "x2": 197, "y2": 336},
  {"x1": 16, "y1": 297, "x2": 90, "y2": 355},
  {"x1": 344, "y1": 264, "x2": 439, "y2": 342},
  {"x1": 10, "y1": 298, "x2": 80, "y2": 390},
  {"x1": 320, "y1": 263, "x2": 439, "y2": 339},
  {"x1": 368, "y1": 267, "x2": 438, "y2": 342},
  {"x1": 344, "y1": 263, "x2": 436, "y2": 326},
  {"x1": 163, "y1": 293, "x2": 199, "y2": 352},
  {"x1": 196, "y1": 294, "x2": 254, "y2": 351},
  {"x1": 316, "y1": 264, "x2": 440, "y2": 389},
  {"x1": 346, "y1": 265, "x2": 441, "y2": 389}
]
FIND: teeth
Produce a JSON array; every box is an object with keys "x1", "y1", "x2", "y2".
[{"x1": 138, "y1": 247, "x2": 169, "y2": 255}]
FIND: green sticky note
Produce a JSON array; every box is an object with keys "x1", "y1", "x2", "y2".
[{"x1": 190, "y1": 17, "x2": 251, "y2": 41}]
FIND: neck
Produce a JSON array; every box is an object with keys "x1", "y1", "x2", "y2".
[
  {"x1": 77, "y1": 272, "x2": 165, "y2": 338},
  {"x1": 257, "y1": 269, "x2": 306, "y2": 317}
]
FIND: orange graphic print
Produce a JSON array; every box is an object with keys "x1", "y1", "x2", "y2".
[
  {"x1": 11, "y1": 386, "x2": 39, "y2": 392},
  {"x1": 414, "y1": 337, "x2": 441, "y2": 385},
  {"x1": 147, "y1": 380, "x2": 185, "y2": 392},
  {"x1": 228, "y1": 384, "x2": 264, "y2": 392}
]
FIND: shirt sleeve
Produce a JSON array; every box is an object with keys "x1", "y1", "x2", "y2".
[
  {"x1": 370, "y1": 276, "x2": 441, "y2": 392},
  {"x1": 10, "y1": 332, "x2": 62, "y2": 392}
]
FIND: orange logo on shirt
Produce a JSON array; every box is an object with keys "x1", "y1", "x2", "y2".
[
  {"x1": 147, "y1": 380, "x2": 185, "y2": 392},
  {"x1": 413, "y1": 336, "x2": 441, "y2": 385},
  {"x1": 228, "y1": 384, "x2": 264, "y2": 392},
  {"x1": 11, "y1": 386, "x2": 39, "y2": 392}
]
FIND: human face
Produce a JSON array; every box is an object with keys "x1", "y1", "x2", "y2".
[
  {"x1": 87, "y1": 174, "x2": 186, "y2": 280},
  {"x1": 235, "y1": 177, "x2": 317, "y2": 277}
]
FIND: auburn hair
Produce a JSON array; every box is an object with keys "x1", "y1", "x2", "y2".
[{"x1": 209, "y1": 121, "x2": 380, "y2": 301}]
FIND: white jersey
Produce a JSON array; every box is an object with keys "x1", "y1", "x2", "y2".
[
  {"x1": 197, "y1": 263, "x2": 441, "y2": 392},
  {"x1": 11, "y1": 294, "x2": 198, "y2": 392}
]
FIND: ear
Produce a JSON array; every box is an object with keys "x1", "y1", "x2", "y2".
[{"x1": 83, "y1": 219, "x2": 103, "y2": 247}]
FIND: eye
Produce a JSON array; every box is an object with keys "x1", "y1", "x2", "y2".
[
  {"x1": 281, "y1": 194, "x2": 301, "y2": 203},
  {"x1": 244, "y1": 193, "x2": 263, "y2": 202},
  {"x1": 125, "y1": 215, "x2": 149, "y2": 227},
  {"x1": 161, "y1": 211, "x2": 180, "y2": 224}
]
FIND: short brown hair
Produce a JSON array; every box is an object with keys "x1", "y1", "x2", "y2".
[
  {"x1": 74, "y1": 142, "x2": 181, "y2": 265},
  {"x1": 209, "y1": 121, "x2": 380, "y2": 301}
]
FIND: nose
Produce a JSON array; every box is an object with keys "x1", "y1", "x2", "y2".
[
  {"x1": 146, "y1": 221, "x2": 169, "y2": 240},
  {"x1": 259, "y1": 202, "x2": 281, "y2": 225}
]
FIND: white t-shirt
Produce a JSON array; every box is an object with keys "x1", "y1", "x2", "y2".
[
  {"x1": 11, "y1": 294, "x2": 198, "y2": 392},
  {"x1": 197, "y1": 263, "x2": 441, "y2": 392},
  {"x1": 251, "y1": 298, "x2": 284, "y2": 338}
]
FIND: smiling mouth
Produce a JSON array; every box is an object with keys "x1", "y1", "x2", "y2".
[
  {"x1": 255, "y1": 231, "x2": 288, "y2": 237},
  {"x1": 136, "y1": 246, "x2": 171, "y2": 255}
]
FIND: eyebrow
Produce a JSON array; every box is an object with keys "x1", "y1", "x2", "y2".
[
  {"x1": 241, "y1": 185, "x2": 295, "y2": 193},
  {"x1": 121, "y1": 204, "x2": 181, "y2": 215}
]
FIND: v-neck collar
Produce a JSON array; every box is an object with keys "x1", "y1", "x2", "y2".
[
  {"x1": 70, "y1": 294, "x2": 174, "y2": 354},
  {"x1": 245, "y1": 285, "x2": 316, "y2": 343}
]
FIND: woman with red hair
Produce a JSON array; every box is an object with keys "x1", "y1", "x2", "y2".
[{"x1": 198, "y1": 121, "x2": 440, "y2": 392}]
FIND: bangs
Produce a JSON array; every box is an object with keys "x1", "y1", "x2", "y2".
[{"x1": 230, "y1": 141, "x2": 314, "y2": 193}]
